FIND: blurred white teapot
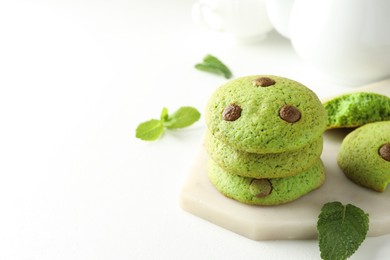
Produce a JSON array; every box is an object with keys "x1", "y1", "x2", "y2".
[
  {"x1": 192, "y1": 0, "x2": 273, "y2": 43},
  {"x1": 266, "y1": 0, "x2": 390, "y2": 85}
]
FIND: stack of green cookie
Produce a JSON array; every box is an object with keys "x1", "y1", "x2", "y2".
[{"x1": 205, "y1": 75, "x2": 328, "y2": 206}]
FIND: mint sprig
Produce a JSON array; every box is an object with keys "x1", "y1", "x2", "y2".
[
  {"x1": 136, "y1": 106, "x2": 201, "y2": 141},
  {"x1": 195, "y1": 54, "x2": 232, "y2": 79},
  {"x1": 135, "y1": 119, "x2": 165, "y2": 141},
  {"x1": 165, "y1": 107, "x2": 201, "y2": 129},
  {"x1": 317, "y1": 202, "x2": 369, "y2": 260}
]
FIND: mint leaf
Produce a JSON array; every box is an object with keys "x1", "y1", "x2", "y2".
[
  {"x1": 135, "y1": 119, "x2": 164, "y2": 141},
  {"x1": 160, "y1": 107, "x2": 169, "y2": 122},
  {"x1": 165, "y1": 106, "x2": 201, "y2": 129},
  {"x1": 195, "y1": 64, "x2": 227, "y2": 77},
  {"x1": 195, "y1": 54, "x2": 232, "y2": 79},
  {"x1": 136, "y1": 106, "x2": 201, "y2": 141},
  {"x1": 317, "y1": 202, "x2": 369, "y2": 260}
]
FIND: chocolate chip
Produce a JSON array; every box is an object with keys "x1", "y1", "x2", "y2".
[
  {"x1": 249, "y1": 179, "x2": 272, "y2": 198},
  {"x1": 253, "y1": 77, "x2": 276, "y2": 87},
  {"x1": 379, "y1": 143, "x2": 390, "y2": 161},
  {"x1": 279, "y1": 105, "x2": 301, "y2": 123},
  {"x1": 222, "y1": 104, "x2": 242, "y2": 121}
]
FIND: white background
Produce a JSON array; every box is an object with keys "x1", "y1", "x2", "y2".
[{"x1": 1, "y1": 0, "x2": 389, "y2": 259}]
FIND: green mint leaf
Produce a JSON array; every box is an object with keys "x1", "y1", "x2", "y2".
[
  {"x1": 160, "y1": 107, "x2": 169, "y2": 122},
  {"x1": 195, "y1": 64, "x2": 226, "y2": 77},
  {"x1": 203, "y1": 54, "x2": 232, "y2": 79},
  {"x1": 317, "y1": 202, "x2": 369, "y2": 260},
  {"x1": 165, "y1": 106, "x2": 201, "y2": 129},
  {"x1": 135, "y1": 119, "x2": 165, "y2": 141},
  {"x1": 195, "y1": 54, "x2": 232, "y2": 79},
  {"x1": 136, "y1": 106, "x2": 201, "y2": 141}
]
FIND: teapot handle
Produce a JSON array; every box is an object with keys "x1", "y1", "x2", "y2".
[
  {"x1": 191, "y1": 1, "x2": 224, "y2": 31},
  {"x1": 265, "y1": 0, "x2": 295, "y2": 39}
]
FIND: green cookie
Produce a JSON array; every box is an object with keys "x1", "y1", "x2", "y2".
[
  {"x1": 205, "y1": 75, "x2": 327, "y2": 153},
  {"x1": 338, "y1": 121, "x2": 390, "y2": 192},
  {"x1": 205, "y1": 131, "x2": 323, "y2": 178},
  {"x1": 207, "y1": 159, "x2": 325, "y2": 206},
  {"x1": 323, "y1": 92, "x2": 390, "y2": 129}
]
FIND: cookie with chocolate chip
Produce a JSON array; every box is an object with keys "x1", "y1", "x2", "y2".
[
  {"x1": 205, "y1": 75, "x2": 327, "y2": 153},
  {"x1": 205, "y1": 131, "x2": 323, "y2": 178},
  {"x1": 207, "y1": 159, "x2": 325, "y2": 206},
  {"x1": 323, "y1": 92, "x2": 390, "y2": 129},
  {"x1": 338, "y1": 121, "x2": 390, "y2": 192}
]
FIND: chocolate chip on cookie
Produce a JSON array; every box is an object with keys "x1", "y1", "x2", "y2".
[
  {"x1": 249, "y1": 179, "x2": 272, "y2": 198},
  {"x1": 222, "y1": 104, "x2": 242, "y2": 121},
  {"x1": 379, "y1": 143, "x2": 390, "y2": 161},
  {"x1": 279, "y1": 105, "x2": 301, "y2": 123},
  {"x1": 253, "y1": 77, "x2": 276, "y2": 87}
]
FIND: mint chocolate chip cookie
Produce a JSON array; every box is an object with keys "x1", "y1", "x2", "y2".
[
  {"x1": 323, "y1": 92, "x2": 390, "y2": 129},
  {"x1": 205, "y1": 75, "x2": 327, "y2": 153},
  {"x1": 338, "y1": 121, "x2": 390, "y2": 192},
  {"x1": 207, "y1": 159, "x2": 325, "y2": 206},
  {"x1": 205, "y1": 131, "x2": 323, "y2": 179},
  {"x1": 205, "y1": 75, "x2": 327, "y2": 206}
]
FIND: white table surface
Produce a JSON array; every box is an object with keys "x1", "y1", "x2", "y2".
[{"x1": 1, "y1": 0, "x2": 390, "y2": 259}]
